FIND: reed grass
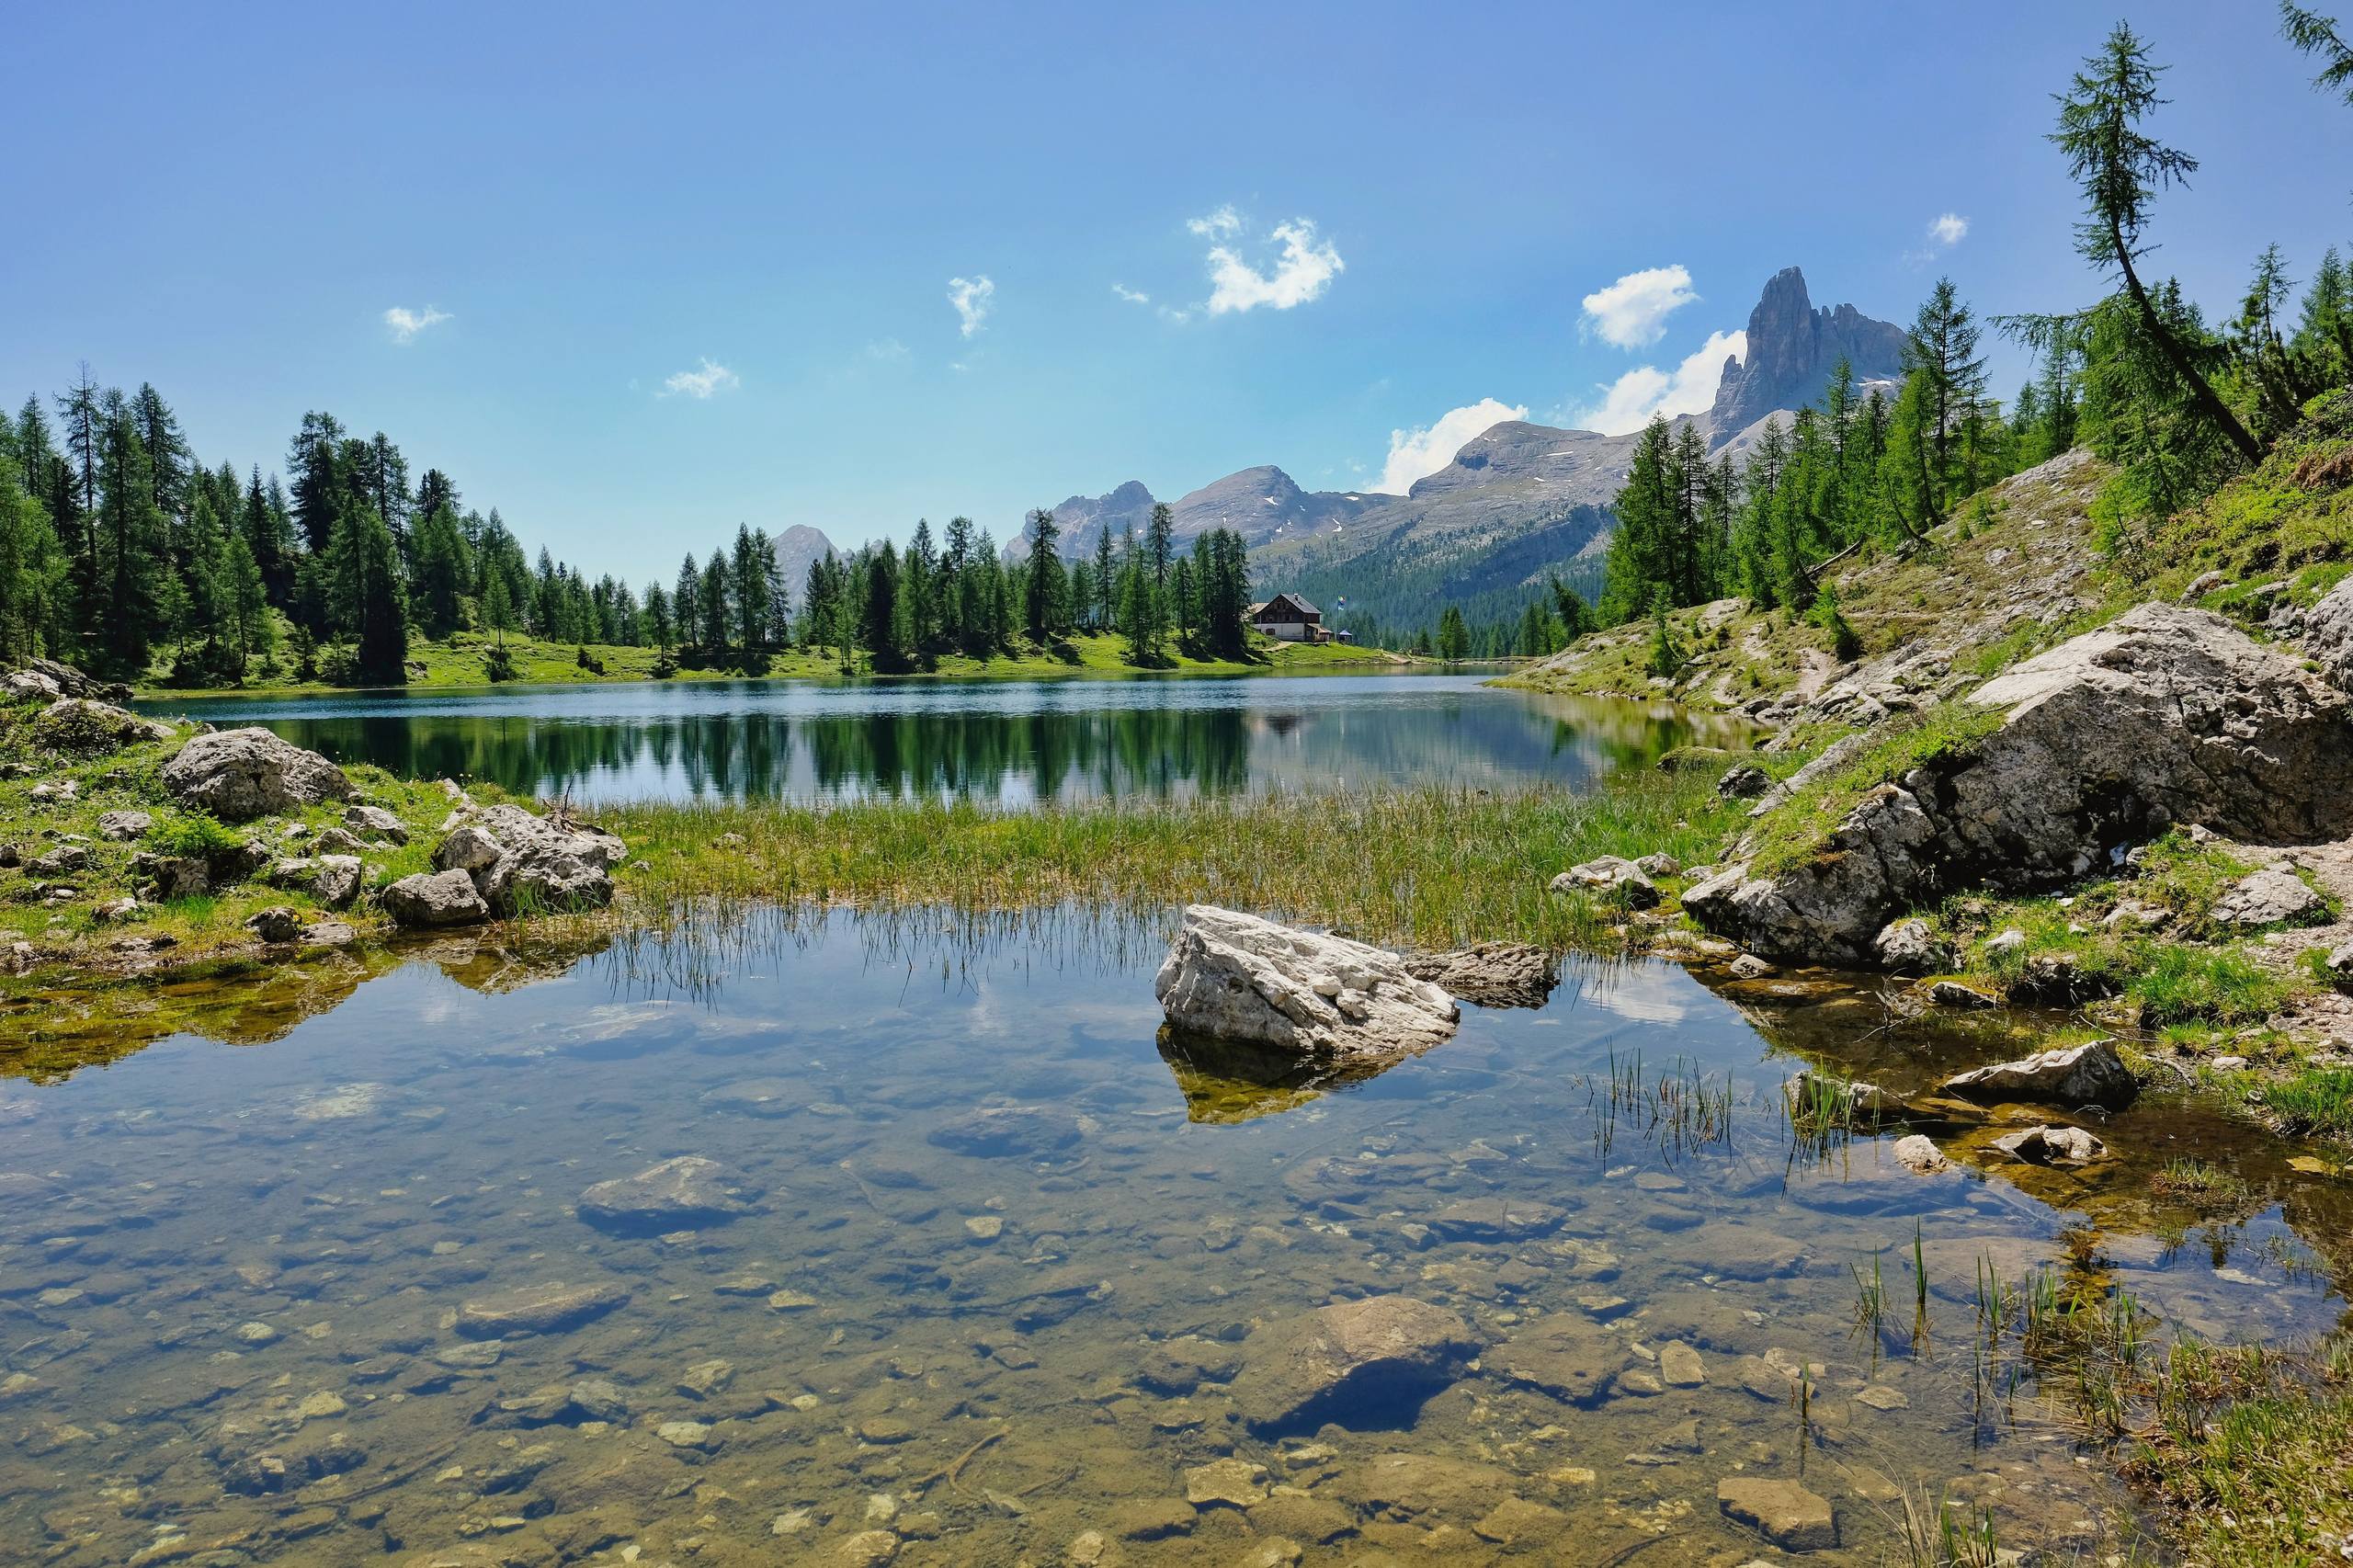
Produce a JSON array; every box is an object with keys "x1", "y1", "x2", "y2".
[{"x1": 602, "y1": 772, "x2": 1736, "y2": 957}]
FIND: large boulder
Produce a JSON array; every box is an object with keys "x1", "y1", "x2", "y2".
[
  {"x1": 1155, "y1": 905, "x2": 1459, "y2": 1061},
  {"x1": 1687, "y1": 605, "x2": 2353, "y2": 963},
  {"x1": 2303, "y1": 574, "x2": 2353, "y2": 693},
  {"x1": 33, "y1": 699, "x2": 171, "y2": 756},
  {"x1": 428, "y1": 803, "x2": 626, "y2": 916},
  {"x1": 162, "y1": 728, "x2": 352, "y2": 822},
  {"x1": 1233, "y1": 1295, "x2": 1479, "y2": 1435}
]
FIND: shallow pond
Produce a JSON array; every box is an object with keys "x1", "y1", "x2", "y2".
[
  {"x1": 134, "y1": 676, "x2": 1735, "y2": 807},
  {"x1": 0, "y1": 912, "x2": 2343, "y2": 1566}
]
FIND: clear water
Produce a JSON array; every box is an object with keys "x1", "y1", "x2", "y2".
[
  {"x1": 134, "y1": 676, "x2": 1739, "y2": 806},
  {"x1": 1, "y1": 912, "x2": 2340, "y2": 1565}
]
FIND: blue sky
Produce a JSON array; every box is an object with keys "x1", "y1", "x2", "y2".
[{"x1": 9, "y1": 1, "x2": 2348, "y2": 582}]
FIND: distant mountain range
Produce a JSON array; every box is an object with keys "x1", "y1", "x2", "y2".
[{"x1": 777, "y1": 267, "x2": 1908, "y2": 631}]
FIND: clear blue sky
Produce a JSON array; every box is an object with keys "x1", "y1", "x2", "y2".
[{"x1": 8, "y1": 0, "x2": 2347, "y2": 583}]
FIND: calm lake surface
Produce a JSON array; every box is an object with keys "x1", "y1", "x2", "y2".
[
  {"x1": 138, "y1": 675, "x2": 1735, "y2": 806},
  {"x1": 3, "y1": 911, "x2": 2343, "y2": 1565}
]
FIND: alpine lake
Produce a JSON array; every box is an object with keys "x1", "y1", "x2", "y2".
[{"x1": 1, "y1": 675, "x2": 2342, "y2": 1566}]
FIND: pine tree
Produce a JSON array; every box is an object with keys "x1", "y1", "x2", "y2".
[
  {"x1": 1091, "y1": 526, "x2": 1116, "y2": 631},
  {"x1": 1436, "y1": 605, "x2": 1470, "y2": 662},
  {"x1": 1024, "y1": 507, "x2": 1064, "y2": 642},
  {"x1": 328, "y1": 506, "x2": 408, "y2": 684},
  {"x1": 2052, "y1": 23, "x2": 2264, "y2": 464}
]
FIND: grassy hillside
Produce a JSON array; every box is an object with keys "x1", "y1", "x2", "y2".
[{"x1": 1504, "y1": 391, "x2": 2353, "y2": 715}]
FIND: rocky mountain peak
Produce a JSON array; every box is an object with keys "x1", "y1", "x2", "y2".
[{"x1": 1708, "y1": 267, "x2": 1908, "y2": 442}]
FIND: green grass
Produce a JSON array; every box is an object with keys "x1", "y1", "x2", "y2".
[
  {"x1": 603, "y1": 767, "x2": 1743, "y2": 959},
  {"x1": 2126, "y1": 1335, "x2": 2353, "y2": 1567},
  {"x1": 2115, "y1": 387, "x2": 2353, "y2": 597},
  {"x1": 2258, "y1": 1069, "x2": 2353, "y2": 1141},
  {"x1": 141, "y1": 629, "x2": 1404, "y2": 699},
  {"x1": 2131, "y1": 945, "x2": 2291, "y2": 1029}
]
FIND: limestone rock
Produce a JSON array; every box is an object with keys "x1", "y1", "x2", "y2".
[
  {"x1": 456, "y1": 1280, "x2": 630, "y2": 1337},
  {"x1": 1184, "y1": 1457, "x2": 1267, "y2": 1507},
  {"x1": 1890, "y1": 1134, "x2": 1949, "y2": 1175},
  {"x1": 1487, "y1": 1314, "x2": 1616, "y2": 1405},
  {"x1": 244, "y1": 906, "x2": 304, "y2": 944},
  {"x1": 33, "y1": 698, "x2": 171, "y2": 756},
  {"x1": 1550, "y1": 856, "x2": 1660, "y2": 908},
  {"x1": 343, "y1": 804, "x2": 409, "y2": 844},
  {"x1": 381, "y1": 869, "x2": 488, "y2": 927},
  {"x1": 429, "y1": 803, "x2": 627, "y2": 915},
  {"x1": 2, "y1": 668, "x2": 61, "y2": 703},
  {"x1": 1988, "y1": 1124, "x2": 2108, "y2": 1165},
  {"x1": 1926, "y1": 980, "x2": 1999, "y2": 1010},
  {"x1": 1155, "y1": 905, "x2": 1458, "y2": 1062},
  {"x1": 576, "y1": 1156, "x2": 755, "y2": 1232},
  {"x1": 2212, "y1": 867, "x2": 2325, "y2": 926},
  {"x1": 1718, "y1": 1476, "x2": 1836, "y2": 1551},
  {"x1": 1872, "y1": 917, "x2": 1948, "y2": 974},
  {"x1": 1718, "y1": 763, "x2": 1771, "y2": 800},
  {"x1": 2303, "y1": 572, "x2": 2353, "y2": 692},
  {"x1": 1233, "y1": 1294, "x2": 1479, "y2": 1435},
  {"x1": 1688, "y1": 605, "x2": 2353, "y2": 963},
  {"x1": 1943, "y1": 1040, "x2": 2137, "y2": 1109},
  {"x1": 1400, "y1": 942, "x2": 1556, "y2": 1008},
  {"x1": 97, "y1": 809, "x2": 152, "y2": 842},
  {"x1": 162, "y1": 727, "x2": 352, "y2": 821}
]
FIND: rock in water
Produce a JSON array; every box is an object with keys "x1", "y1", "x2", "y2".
[
  {"x1": 1718, "y1": 1476, "x2": 1837, "y2": 1551},
  {"x1": 1400, "y1": 942, "x2": 1557, "y2": 1008},
  {"x1": 1990, "y1": 1124, "x2": 2108, "y2": 1165},
  {"x1": 1687, "y1": 605, "x2": 2353, "y2": 964},
  {"x1": 1549, "y1": 856, "x2": 1660, "y2": 907},
  {"x1": 576, "y1": 1156, "x2": 756, "y2": 1232},
  {"x1": 456, "y1": 1280, "x2": 630, "y2": 1337},
  {"x1": 1943, "y1": 1040, "x2": 2137, "y2": 1109},
  {"x1": 1233, "y1": 1294, "x2": 1479, "y2": 1435},
  {"x1": 162, "y1": 727, "x2": 353, "y2": 821},
  {"x1": 1154, "y1": 905, "x2": 1458, "y2": 1061}
]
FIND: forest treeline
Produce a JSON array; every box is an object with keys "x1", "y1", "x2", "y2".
[{"x1": 0, "y1": 385, "x2": 1259, "y2": 686}]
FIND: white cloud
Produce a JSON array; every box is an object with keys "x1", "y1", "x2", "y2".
[
  {"x1": 382, "y1": 305, "x2": 451, "y2": 343},
  {"x1": 1579, "y1": 266, "x2": 1697, "y2": 350},
  {"x1": 1571, "y1": 329, "x2": 1745, "y2": 436},
  {"x1": 864, "y1": 337, "x2": 910, "y2": 361},
  {"x1": 1927, "y1": 212, "x2": 1970, "y2": 247},
  {"x1": 1186, "y1": 205, "x2": 1243, "y2": 239},
  {"x1": 1377, "y1": 397, "x2": 1529, "y2": 494},
  {"x1": 948, "y1": 275, "x2": 995, "y2": 337},
  {"x1": 1111, "y1": 282, "x2": 1152, "y2": 305},
  {"x1": 660, "y1": 358, "x2": 740, "y2": 400},
  {"x1": 1201, "y1": 217, "x2": 1344, "y2": 315}
]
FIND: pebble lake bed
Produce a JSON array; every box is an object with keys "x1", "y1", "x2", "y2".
[{"x1": 2, "y1": 907, "x2": 2345, "y2": 1566}]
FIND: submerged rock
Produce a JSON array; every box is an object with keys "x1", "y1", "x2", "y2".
[
  {"x1": 456, "y1": 1280, "x2": 630, "y2": 1337},
  {"x1": 1233, "y1": 1294, "x2": 1479, "y2": 1436},
  {"x1": 1484, "y1": 1315, "x2": 1617, "y2": 1406},
  {"x1": 1890, "y1": 1134, "x2": 1950, "y2": 1175},
  {"x1": 1718, "y1": 1476, "x2": 1836, "y2": 1551},
  {"x1": 576, "y1": 1155, "x2": 756, "y2": 1232},
  {"x1": 162, "y1": 726, "x2": 353, "y2": 821},
  {"x1": 1155, "y1": 905, "x2": 1458, "y2": 1062},
  {"x1": 1988, "y1": 1124, "x2": 2108, "y2": 1165},
  {"x1": 1943, "y1": 1040, "x2": 2137, "y2": 1109},
  {"x1": 1400, "y1": 942, "x2": 1557, "y2": 1008},
  {"x1": 1688, "y1": 604, "x2": 2353, "y2": 964}
]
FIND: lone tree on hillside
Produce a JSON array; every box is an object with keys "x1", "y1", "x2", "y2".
[{"x1": 2052, "y1": 23, "x2": 2263, "y2": 464}]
